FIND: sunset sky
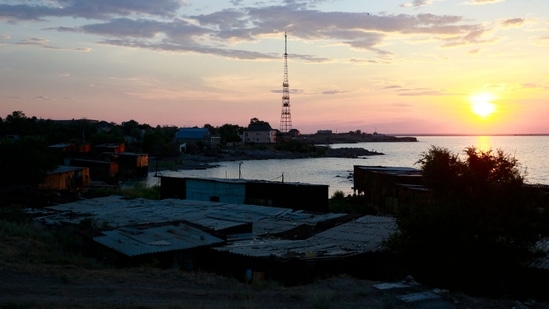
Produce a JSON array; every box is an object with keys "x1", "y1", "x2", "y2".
[{"x1": 1, "y1": 0, "x2": 548, "y2": 134}]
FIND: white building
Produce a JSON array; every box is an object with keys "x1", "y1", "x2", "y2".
[{"x1": 244, "y1": 123, "x2": 277, "y2": 144}]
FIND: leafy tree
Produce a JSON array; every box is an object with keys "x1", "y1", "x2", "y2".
[
  {"x1": 218, "y1": 124, "x2": 242, "y2": 144},
  {"x1": 89, "y1": 131, "x2": 125, "y2": 145},
  {"x1": 4, "y1": 111, "x2": 33, "y2": 135},
  {"x1": 141, "y1": 125, "x2": 178, "y2": 157},
  {"x1": 248, "y1": 117, "x2": 271, "y2": 128},
  {"x1": 462, "y1": 146, "x2": 524, "y2": 195},
  {"x1": 0, "y1": 137, "x2": 58, "y2": 187},
  {"x1": 415, "y1": 146, "x2": 464, "y2": 198},
  {"x1": 121, "y1": 120, "x2": 142, "y2": 140},
  {"x1": 390, "y1": 146, "x2": 544, "y2": 293},
  {"x1": 203, "y1": 123, "x2": 218, "y2": 136}
]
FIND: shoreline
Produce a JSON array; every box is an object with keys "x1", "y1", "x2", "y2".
[{"x1": 149, "y1": 146, "x2": 384, "y2": 173}]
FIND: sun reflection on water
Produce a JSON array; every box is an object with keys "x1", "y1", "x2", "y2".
[{"x1": 474, "y1": 135, "x2": 492, "y2": 152}]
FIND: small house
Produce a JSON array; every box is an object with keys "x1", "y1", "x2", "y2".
[
  {"x1": 39, "y1": 165, "x2": 90, "y2": 192},
  {"x1": 95, "y1": 143, "x2": 125, "y2": 154},
  {"x1": 175, "y1": 128, "x2": 215, "y2": 149},
  {"x1": 353, "y1": 165, "x2": 423, "y2": 214},
  {"x1": 160, "y1": 176, "x2": 329, "y2": 212},
  {"x1": 68, "y1": 158, "x2": 119, "y2": 182},
  {"x1": 244, "y1": 123, "x2": 277, "y2": 144},
  {"x1": 118, "y1": 152, "x2": 149, "y2": 177}
]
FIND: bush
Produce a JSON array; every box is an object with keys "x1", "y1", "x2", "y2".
[
  {"x1": 120, "y1": 183, "x2": 161, "y2": 200},
  {"x1": 389, "y1": 146, "x2": 545, "y2": 294},
  {"x1": 328, "y1": 192, "x2": 377, "y2": 214},
  {"x1": 331, "y1": 190, "x2": 346, "y2": 199}
]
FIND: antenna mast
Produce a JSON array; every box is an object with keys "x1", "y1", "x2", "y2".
[{"x1": 279, "y1": 31, "x2": 292, "y2": 133}]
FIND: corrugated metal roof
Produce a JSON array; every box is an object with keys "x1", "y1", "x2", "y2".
[
  {"x1": 355, "y1": 165, "x2": 419, "y2": 172},
  {"x1": 355, "y1": 165, "x2": 421, "y2": 176},
  {"x1": 175, "y1": 128, "x2": 209, "y2": 139},
  {"x1": 39, "y1": 196, "x2": 341, "y2": 233},
  {"x1": 94, "y1": 222, "x2": 224, "y2": 256},
  {"x1": 48, "y1": 143, "x2": 73, "y2": 148},
  {"x1": 526, "y1": 238, "x2": 549, "y2": 271},
  {"x1": 398, "y1": 291, "x2": 441, "y2": 303},
  {"x1": 47, "y1": 165, "x2": 87, "y2": 174},
  {"x1": 38, "y1": 196, "x2": 265, "y2": 228},
  {"x1": 214, "y1": 215, "x2": 397, "y2": 259},
  {"x1": 36, "y1": 195, "x2": 396, "y2": 260},
  {"x1": 159, "y1": 174, "x2": 328, "y2": 188}
]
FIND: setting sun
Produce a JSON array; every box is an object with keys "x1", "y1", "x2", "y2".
[{"x1": 470, "y1": 93, "x2": 496, "y2": 118}]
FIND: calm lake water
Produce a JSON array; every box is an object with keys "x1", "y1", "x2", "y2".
[{"x1": 147, "y1": 135, "x2": 549, "y2": 197}]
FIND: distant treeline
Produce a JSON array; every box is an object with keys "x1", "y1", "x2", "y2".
[
  {"x1": 0, "y1": 111, "x2": 248, "y2": 187},
  {"x1": 0, "y1": 111, "x2": 248, "y2": 157}
]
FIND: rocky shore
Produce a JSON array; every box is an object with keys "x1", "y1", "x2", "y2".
[
  {"x1": 151, "y1": 146, "x2": 383, "y2": 172},
  {"x1": 218, "y1": 146, "x2": 383, "y2": 160},
  {"x1": 300, "y1": 133, "x2": 418, "y2": 144}
]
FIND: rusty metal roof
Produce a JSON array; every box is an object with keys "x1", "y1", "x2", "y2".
[
  {"x1": 94, "y1": 222, "x2": 224, "y2": 257},
  {"x1": 47, "y1": 165, "x2": 88, "y2": 174},
  {"x1": 37, "y1": 196, "x2": 287, "y2": 229},
  {"x1": 36, "y1": 195, "x2": 396, "y2": 259},
  {"x1": 355, "y1": 165, "x2": 421, "y2": 176},
  {"x1": 214, "y1": 214, "x2": 397, "y2": 260}
]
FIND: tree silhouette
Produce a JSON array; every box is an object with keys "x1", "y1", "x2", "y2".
[
  {"x1": 390, "y1": 145, "x2": 545, "y2": 294},
  {"x1": 0, "y1": 137, "x2": 58, "y2": 187},
  {"x1": 218, "y1": 124, "x2": 242, "y2": 144}
]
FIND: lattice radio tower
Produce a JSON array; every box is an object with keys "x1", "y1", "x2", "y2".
[{"x1": 279, "y1": 31, "x2": 292, "y2": 133}]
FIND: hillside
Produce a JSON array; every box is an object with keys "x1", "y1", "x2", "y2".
[{"x1": 1, "y1": 256, "x2": 542, "y2": 308}]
